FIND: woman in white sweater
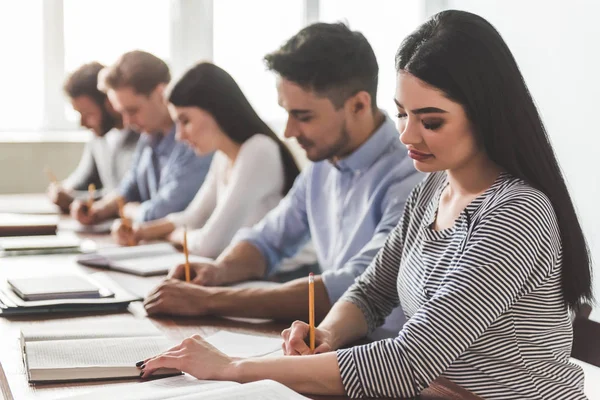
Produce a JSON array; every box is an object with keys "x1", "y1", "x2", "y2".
[{"x1": 112, "y1": 62, "x2": 299, "y2": 258}]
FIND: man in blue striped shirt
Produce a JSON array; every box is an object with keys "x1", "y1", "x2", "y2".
[
  {"x1": 144, "y1": 24, "x2": 423, "y2": 338},
  {"x1": 71, "y1": 51, "x2": 212, "y2": 225}
]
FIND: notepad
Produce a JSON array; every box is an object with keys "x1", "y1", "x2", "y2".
[
  {"x1": 0, "y1": 232, "x2": 81, "y2": 255},
  {"x1": 21, "y1": 318, "x2": 180, "y2": 383},
  {"x1": 0, "y1": 272, "x2": 139, "y2": 316},
  {"x1": 77, "y1": 243, "x2": 212, "y2": 276},
  {"x1": 0, "y1": 213, "x2": 58, "y2": 236},
  {"x1": 7, "y1": 274, "x2": 109, "y2": 301}
]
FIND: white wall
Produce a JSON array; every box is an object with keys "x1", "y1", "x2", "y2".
[{"x1": 447, "y1": 0, "x2": 600, "y2": 299}]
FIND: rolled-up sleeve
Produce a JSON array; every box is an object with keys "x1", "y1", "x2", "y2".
[{"x1": 232, "y1": 168, "x2": 311, "y2": 276}]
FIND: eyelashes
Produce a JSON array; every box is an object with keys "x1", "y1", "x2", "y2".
[{"x1": 396, "y1": 113, "x2": 444, "y2": 131}]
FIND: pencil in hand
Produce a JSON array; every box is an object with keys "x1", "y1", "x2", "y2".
[
  {"x1": 87, "y1": 183, "x2": 96, "y2": 210},
  {"x1": 309, "y1": 272, "x2": 315, "y2": 351},
  {"x1": 116, "y1": 196, "x2": 135, "y2": 246},
  {"x1": 44, "y1": 166, "x2": 57, "y2": 184},
  {"x1": 183, "y1": 226, "x2": 190, "y2": 283}
]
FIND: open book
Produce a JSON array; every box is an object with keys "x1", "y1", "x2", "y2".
[
  {"x1": 59, "y1": 330, "x2": 304, "y2": 400},
  {"x1": 0, "y1": 213, "x2": 58, "y2": 236},
  {"x1": 21, "y1": 318, "x2": 179, "y2": 383},
  {"x1": 77, "y1": 243, "x2": 212, "y2": 276}
]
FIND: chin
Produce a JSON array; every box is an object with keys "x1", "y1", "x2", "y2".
[{"x1": 413, "y1": 160, "x2": 442, "y2": 173}]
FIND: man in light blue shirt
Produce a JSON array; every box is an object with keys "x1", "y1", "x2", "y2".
[
  {"x1": 71, "y1": 51, "x2": 212, "y2": 225},
  {"x1": 144, "y1": 23, "x2": 423, "y2": 337},
  {"x1": 117, "y1": 125, "x2": 211, "y2": 222}
]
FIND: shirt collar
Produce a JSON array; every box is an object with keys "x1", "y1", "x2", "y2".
[{"x1": 334, "y1": 112, "x2": 399, "y2": 173}]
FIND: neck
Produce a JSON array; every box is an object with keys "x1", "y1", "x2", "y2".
[
  {"x1": 157, "y1": 112, "x2": 174, "y2": 136},
  {"x1": 446, "y1": 152, "x2": 502, "y2": 197},
  {"x1": 220, "y1": 135, "x2": 242, "y2": 164},
  {"x1": 335, "y1": 109, "x2": 385, "y2": 161}
]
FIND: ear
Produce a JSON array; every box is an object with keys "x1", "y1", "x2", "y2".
[
  {"x1": 152, "y1": 83, "x2": 167, "y2": 101},
  {"x1": 346, "y1": 91, "x2": 373, "y2": 116}
]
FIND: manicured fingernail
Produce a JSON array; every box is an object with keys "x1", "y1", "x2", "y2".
[
  {"x1": 141, "y1": 363, "x2": 145, "y2": 370},
  {"x1": 135, "y1": 361, "x2": 144, "y2": 367},
  {"x1": 139, "y1": 371, "x2": 144, "y2": 377}
]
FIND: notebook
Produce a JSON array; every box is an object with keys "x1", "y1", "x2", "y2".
[
  {"x1": 58, "y1": 219, "x2": 116, "y2": 234},
  {"x1": 21, "y1": 318, "x2": 180, "y2": 383},
  {"x1": 0, "y1": 213, "x2": 58, "y2": 236},
  {"x1": 0, "y1": 272, "x2": 139, "y2": 316},
  {"x1": 7, "y1": 274, "x2": 111, "y2": 301},
  {"x1": 0, "y1": 232, "x2": 81, "y2": 255},
  {"x1": 61, "y1": 375, "x2": 310, "y2": 400},
  {"x1": 77, "y1": 243, "x2": 212, "y2": 276}
]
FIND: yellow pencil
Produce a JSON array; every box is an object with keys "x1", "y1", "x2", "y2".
[
  {"x1": 116, "y1": 196, "x2": 135, "y2": 246},
  {"x1": 183, "y1": 226, "x2": 190, "y2": 283},
  {"x1": 87, "y1": 183, "x2": 96, "y2": 210},
  {"x1": 309, "y1": 272, "x2": 315, "y2": 351}
]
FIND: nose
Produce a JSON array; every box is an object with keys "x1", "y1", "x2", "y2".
[
  {"x1": 399, "y1": 117, "x2": 422, "y2": 147},
  {"x1": 283, "y1": 117, "x2": 298, "y2": 139}
]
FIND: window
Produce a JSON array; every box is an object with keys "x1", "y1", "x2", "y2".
[
  {"x1": 63, "y1": 0, "x2": 171, "y2": 72},
  {"x1": 213, "y1": 0, "x2": 305, "y2": 132},
  {"x1": 320, "y1": 0, "x2": 424, "y2": 119},
  {"x1": 0, "y1": 1, "x2": 44, "y2": 131},
  {"x1": 62, "y1": 0, "x2": 171, "y2": 125}
]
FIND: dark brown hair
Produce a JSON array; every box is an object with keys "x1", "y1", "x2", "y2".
[{"x1": 98, "y1": 50, "x2": 170, "y2": 96}]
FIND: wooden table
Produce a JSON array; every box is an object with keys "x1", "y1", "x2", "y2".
[{"x1": 0, "y1": 195, "x2": 482, "y2": 400}]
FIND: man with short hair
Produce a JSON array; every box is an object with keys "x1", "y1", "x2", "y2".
[
  {"x1": 71, "y1": 51, "x2": 212, "y2": 224},
  {"x1": 48, "y1": 62, "x2": 138, "y2": 213},
  {"x1": 144, "y1": 23, "x2": 424, "y2": 338}
]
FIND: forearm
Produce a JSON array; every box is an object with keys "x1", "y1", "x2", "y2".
[
  {"x1": 92, "y1": 192, "x2": 120, "y2": 221},
  {"x1": 208, "y1": 276, "x2": 332, "y2": 321},
  {"x1": 137, "y1": 219, "x2": 176, "y2": 241},
  {"x1": 214, "y1": 241, "x2": 268, "y2": 284},
  {"x1": 228, "y1": 353, "x2": 345, "y2": 396},
  {"x1": 319, "y1": 301, "x2": 369, "y2": 350}
]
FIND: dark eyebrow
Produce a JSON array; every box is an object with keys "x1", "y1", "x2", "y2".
[
  {"x1": 394, "y1": 99, "x2": 448, "y2": 114},
  {"x1": 290, "y1": 109, "x2": 312, "y2": 117}
]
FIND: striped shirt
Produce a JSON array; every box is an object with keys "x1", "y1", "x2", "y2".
[{"x1": 336, "y1": 171, "x2": 586, "y2": 399}]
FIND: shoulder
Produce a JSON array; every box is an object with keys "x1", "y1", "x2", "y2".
[
  {"x1": 238, "y1": 134, "x2": 280, "y2": 159},
  {"x1": 471, "y1": 174, "x2": 560, "y2": 252}
]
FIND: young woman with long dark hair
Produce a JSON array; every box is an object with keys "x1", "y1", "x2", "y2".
[{"x1": 138, "y1": 12, "x2": 591, "y2": 399}]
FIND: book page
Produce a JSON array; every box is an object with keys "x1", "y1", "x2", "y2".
[
  {"x1": 204, "y1": 331, "x2": 282, "y2": 358},
  {"x1": 22, "y1": 316, "x2": 161, "y2": 342},
  {"x1": 112, "y1": 253, "x2": 210, "y2": 276},
  {"x1": 26, "y1": 336, "x2": 175, "y2": 370},
  {"x1": 58, "y1": 374, "x2": 240, "y2": 400},
  {"x1": 59, "y1": 219, "x2": 115, "y2": 234},
  {"x1": 99, "y1": 243, "x2": 179, "y2": 261},
  {"x1": 171, "y1": 379, "x2": 310, "y2": 400}
]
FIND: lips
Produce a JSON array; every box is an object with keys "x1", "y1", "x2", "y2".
[{"x1": 408, "y1": 149, "x2": 433, "y2": 161}]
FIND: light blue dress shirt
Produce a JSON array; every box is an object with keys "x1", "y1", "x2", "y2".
[
  {"x1": 233, "y1": 114, "x2": 425, "y2": 337},
  {"x1": 118, "y1": 126, "x2": 213, "y2": 222}
]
